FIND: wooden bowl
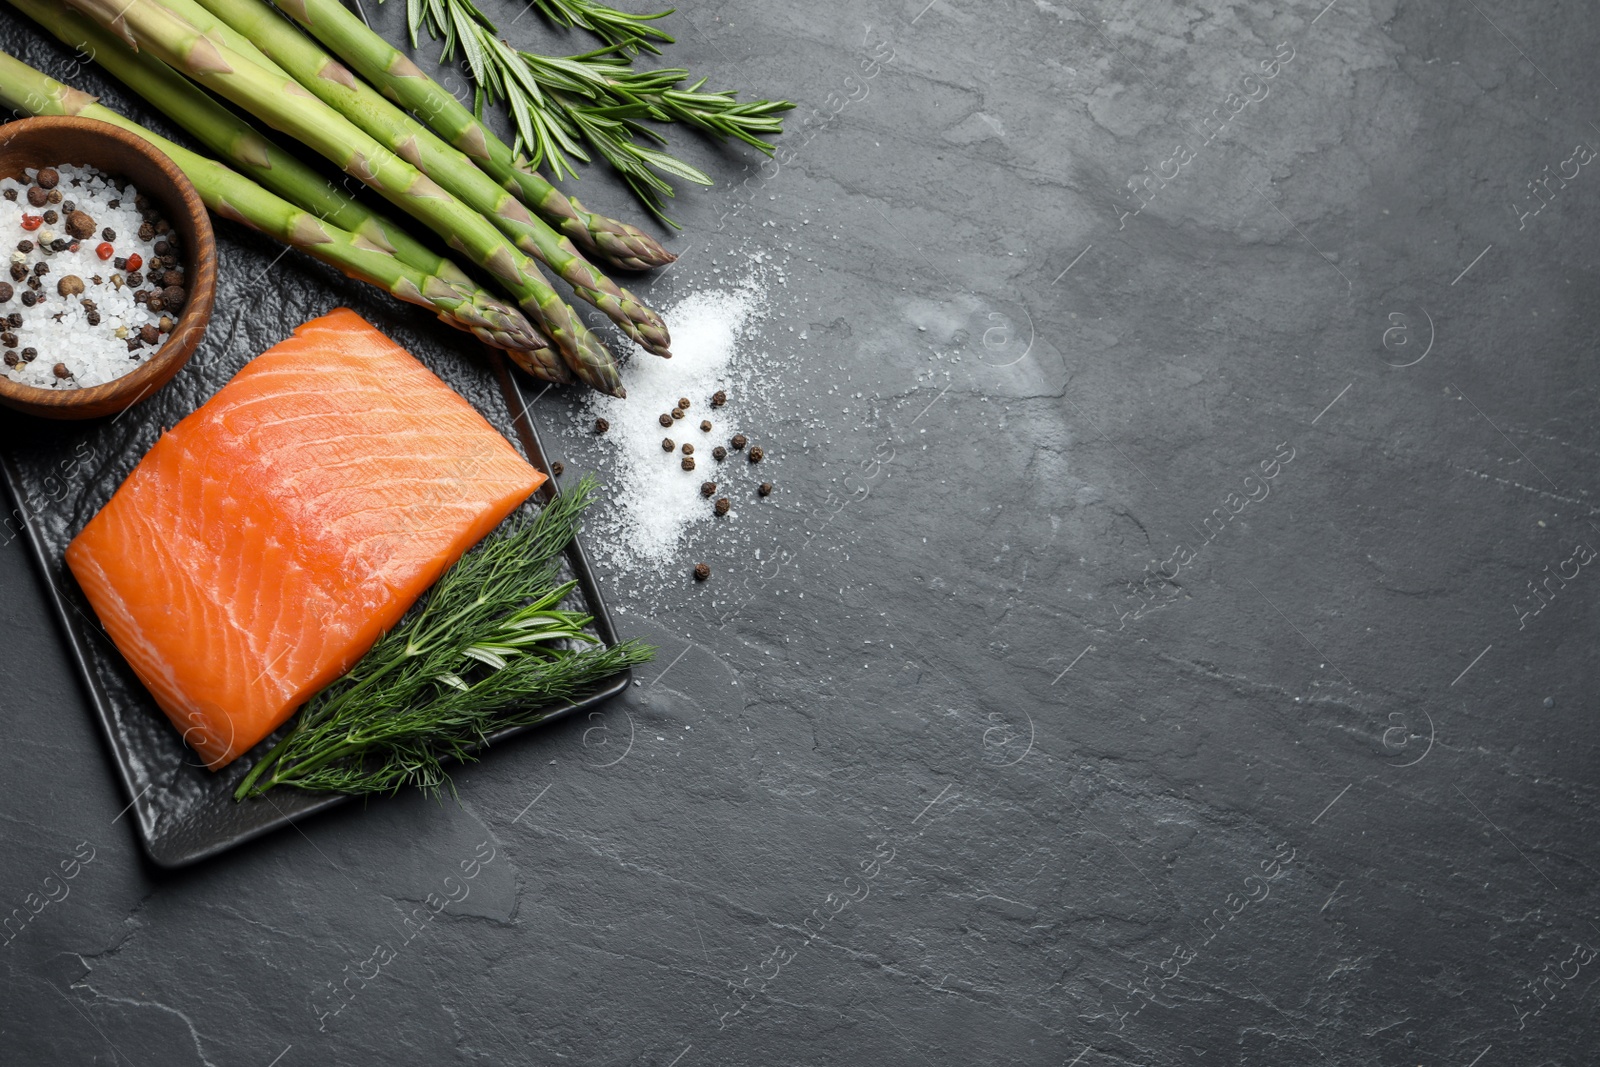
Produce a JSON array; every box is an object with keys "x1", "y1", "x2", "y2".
[{"x1": 0, "y1": 116, "x2": 215, "y2": 420}]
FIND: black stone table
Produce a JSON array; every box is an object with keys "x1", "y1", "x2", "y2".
[{"x1": 3, "y1": 1, "x2": 1597, "y2": 1063}]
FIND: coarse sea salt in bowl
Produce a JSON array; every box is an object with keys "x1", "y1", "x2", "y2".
[{"x1": 0, "y1": 117, "x2": 214, "y2": 420}]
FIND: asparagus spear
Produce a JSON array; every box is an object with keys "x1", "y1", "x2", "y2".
[
  {"x1": 8, "y1": 0, "x2": 466, "y2": 289},
  {"x1": 0, "y1": 47, "x2": 560, "y2": 368},
  {"x1": 268, "y1": 0, "x2": 676, "y2": 271},
  {"x1": 62, "y1": 0, "x2": 619, "y2": 393},
  {"x1": 184, "y1": 0, "x2": 671, "y2": 356}
]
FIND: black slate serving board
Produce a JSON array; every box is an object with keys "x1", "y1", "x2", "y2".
[{"x1": 0, "y1": 310, "x2": 628, "y2": 869}]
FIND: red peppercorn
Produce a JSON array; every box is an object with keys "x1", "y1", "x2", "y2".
[
  {"x1": 124, "y1": 252, "x2": 143, "y2": 272},
  {"x1": 95, "y1": 242, "x2": 114, "y2": 260},
  {"x1": 19, "y1": 214, "x2": 41, "y2": 231}
]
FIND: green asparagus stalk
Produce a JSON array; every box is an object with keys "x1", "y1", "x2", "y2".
[
  {"x1": 8, "y1": 0, "x2": 465, "y2": 289},
  {"x1": 185, "y1": 0, "x2": 670, "y2": 357},
  {"x1": 269, "y1": 0, "x2": 677, "y2": 271},
  {"x1": 0, "y1": 47, "x2": 558, "y2": 365},
  {"x1": 62, "y1": 0, "x2": 620, "y2": 394}
]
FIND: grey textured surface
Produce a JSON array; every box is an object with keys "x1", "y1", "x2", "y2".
[{"x1": 3, "y1": 0, "x2": 1599, "y2": 1063}]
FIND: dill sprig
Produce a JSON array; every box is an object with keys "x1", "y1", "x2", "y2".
[
  {"x1": 392, "y1": 0, "x2": 792, "y2": 224},
  {"x1": 233, "y1": 477, "x2": 653, "y2": 799}
]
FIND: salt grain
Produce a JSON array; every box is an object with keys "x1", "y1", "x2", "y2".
[{"x1": 585, "y1": 283, "x2": 762, "y2": 563}]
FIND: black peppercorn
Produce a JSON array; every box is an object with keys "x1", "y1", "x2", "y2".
[
  {"x1": 2, "y1": 189, "x2": 14, "y2": 202},
  {"x1": 52, "y1": 362, "x2": 70, "y2": 379},
  {"x1": 126, "y1": 270, "x2": 144, "y2": 287},
  {"x1": 682, "y1": 443, "x2": 694, "y2": 456},
  {"x1": 61, "y1": 200, "x2": 75, "y2": 214},
  {"x1": 658, "y1": 413, "x2": 673, "y2": 427},
  {"x1": 1, "y1": 332, "x2": 14, "y2": 348},
  {"x1": 550, "y1": 461, "x2": 564, "y2": 477},
  {"x1": 2, "y1": 351, "x2": 15, "y2": 368},
  {"x1": 113, "y1": 257, "x2": 127, "y2": 271},
  {"x1": 41, "y1": 209, "x2": 57, "y2": 225},
  {"x1": 748, "y1": 446, "x2": 765, "y2": 463},
  {"x1": 85, "y1": 309, "x2": 100, "y2": 327},
  {"x1": 700, "y1": 419, "x2": 712, "y2": 432},
  {"x1": 50, "y1": 239, "x2": 67, "y2": 252},
  {"x1": 731, "y1": 433, "x2": 747, "y2": 450},
  {"x1": 594, "y1": 417, "x2": 610, "y2": 434},
  {"x1": 0, "y1": 283, "x2": 11, "y2": 305},
  {"x1": 700, "y1": 481, "x2": 716, "y2": 497},
  {"x1": 714, "y1": 497, "x2": 731, "y2": 516},
  {"x1": 146, "y1": 294, "x2": 166, "y2": 313},
  {"x1": 102, "y1": 227, "x2": 116, "y2": 242},
  {"x1": 9, "y1": 312, "x2": 23, "y2": 328},
  {"x1": 711, "y1": 389, "x2": 727, "y2": 407},
  {"x1": 694, "y1": 563, "x2": 710, "y2": 582},
  {"x1": 712, "y1": 446, "x2": 727, "y2": 462},
  {"x1": 31, "y1": 261, "x2": 46, "y2": 276},
  {"x1": 662, "y1": 438, "x2": 675, "y2": 452},
  {"x1": 153, "y1": 239, "x2": 170, "y2": 257},
  {"x1": 15, "y1": 240, "x2": 30, "y2": 253},
  {"x1": 681, "y1": 456, "x2": 696, "y2": 471},
  {"x1": 678, "y1": 397, "x2": 690, "y2": 410},
  {"x1": 9, "y1": 263, "x2": 25, "y2": 283},
  {"x1": 20, "y1": 290, "x2": 35, "y2": 307},
  {"x1": 758, "y1": 482, "x2": 774, "y2": 496},
  {"x1": 138, "y1": 221, "x2": 155, "y2": 241},
  {"x1": 20, "y1": 346, "x2": 35, "y2": 362},
  {"x1": 670, "y1": 407, "x2": 685, "y2": 420}
]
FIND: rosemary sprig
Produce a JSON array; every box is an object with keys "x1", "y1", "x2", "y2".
[
  {"x1": 233, "y1": 477, "x2": 653, "y2": 799},
  {"x1": 392, "y1": 0, "x2": 792, "y2": 224},
  {"x1": 527, "y1": 0, "x2": 675, "y2": 55}
]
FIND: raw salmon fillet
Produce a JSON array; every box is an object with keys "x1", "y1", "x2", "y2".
[{"x1": 66, "y1": 308, "x2": 546, "y2": 770}]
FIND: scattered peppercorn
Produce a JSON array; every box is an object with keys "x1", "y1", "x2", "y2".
[
  {"x1": 139, "y1": 324, "x2": 160, "y2": 345},
  {"x1": 41, "y1": 209, "x2": 57, "y2": 225},
  {"x1": 25, "y1": 277, "x2": 39, "y2": 291},
  {"x1": 682, "y1": 443, "x2": 694, "y2": 456},
  {"x1": 146, "y1": 294, "x2": 166, "y2": 313},
  {"x1": 748, "y1": 446, "x2": 765, "y2": 463},
  {"x1": 731, "y1": 433, "x2": 748, "y2": 450},
  {"x1": 85, "y1": 309, "x2": 100, "y2": 327},
  {"x1": 700, "y1": 419, "x2": 712, "y2": 432},
  {"x1": 126, "y1": 338, "x2": 142, "y2": 352},
  {"x1": 676, "y1": 397, "x2": 690, "y2": 409},
  {"x1": 125, "y1": 270, "x2": 143, "y2": 287},
  {"x1": 31, "y1": 261, "x2": 46, "y2": 276},
  {"x1": 138, "y1": 221, "x2": 155, "y2": 241},
  {"x1": 65, "y1": 211, "x2": 95, "y2": 240},
  {"x1": 56, "y1": 275, "x2": 83, "y2": 297},
  {"x1": 19, "y1": 347, "x2": 35, "y2": 362},
  {"x1": 759, "y1": 482, "x2": 774, "y2": 496},
  {"x1": 14, "y1": 240, "x2": 30, "y2": 253},
  {"x1": 658, "y1": 413, "x2": 673, "y2": 427},
  {"x1": 155, "y1": 219, "x2": 169, "y2": 235},
  {"x1": 694, "y1": 563, "x2": 711, "y2": 582},
  {"x1": 95, "y1": 242, "x2": 114, "y2": 261},
  {"x1": 8, "y1": 313, "x2": 23, "y2": 328},
  {"x1": 711, "y1": 389, "x2": 727, "y2": 407},
  {"x1": 670, "y1": 407, "x2": 685, "y2": 420},
  {"x1": 712, "y1": 446, "x2": 727, "y2": 461},
  {"x1": 163, "y1": 286, "x2": 186, "y2": 308},
  {"x1": 46, "y1": 190, "x2": 61, "y2": 205},
  {"x1": 0, "y1": 283, "x2": 11, "y2": 304},
  {"x1": 134, "y1": 192, "x2": 149, "y2": 210},
  {"x1": 661, "y1": 437, "x2": 675, "y2": 451},
  {"x1": 49, "y1": 239, "x2": 67, "y2": 253},
  {"x1": 52, "y1": 362, "x2": 70, "y2": 379},
  {"x1": 113, "y1": 256, "x2": 126, "y2": 271},
  {"x1": 61, "y1": 200, "x2": 74, "y2": 213},
  {"x1": 714, "y1": 497, "x2": 731, "y2": 516},
  {"x1": 700, "y1": 481, "x2": 716, "y2": 497},
  {"x1": 2, "y1": 189, "x2": 14, "y2": 202},
  {"x1": 25, "y1": 185, "x2": 46, "y2": 207},
  {"x1": 107, "y1": 198, "x2": 120, "y2": 209},
  {"x1": 125, "y1": 253, "x2": 143, "y2": 271},
  {"x1": 550, "y1": 461, "x2": 564, "y2": 477},
  {"x1": 19, "y1": 290, "x2": 34, "y2": 307},
  {"x1": 2, "y1": 351, "x2": 15, "y2": 368},
  {"x1": 594, "y1": 417, "x2": 610, "y2": 434},
  {"x1": 681, "y1": 456, "x2": 696, "y2": 471},
  {"x1": 91, "y1": 275, "x2": 102, "y2": 286},
  {"x1": 35, "y1": 167, "x2": 58, "y2": 189},
  {"x1": 153, "y1": 239, "x2": 170, "y2": 257},
  {"x1": 0, "y1": 333, "x2": 13, "y2": 349}
]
